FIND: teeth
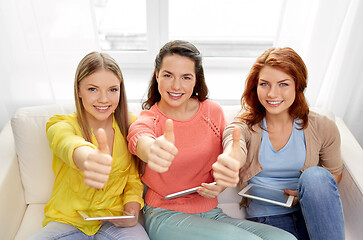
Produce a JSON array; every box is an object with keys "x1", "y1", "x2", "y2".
[
  {"x1": 169, "y1": 92, "x2": 183, "y2": 97},
  {"x1": 95, "y1": 106, "x2": 109, "y2": 110},
  {"x1": 267, "y1": 101, "x2": 283, "y2": 105}
]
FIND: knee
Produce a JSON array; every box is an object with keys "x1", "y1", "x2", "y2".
[{"x1": 298, "y1": 167, "x2": 337, "y2": 198}]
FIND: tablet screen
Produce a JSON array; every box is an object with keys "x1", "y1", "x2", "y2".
[
  {"x1": 77, "y1": 209, "x2": 135, "y2": 221},
  {"x1": 238, "y1": 184, "x2": 294, "y2": 207}
]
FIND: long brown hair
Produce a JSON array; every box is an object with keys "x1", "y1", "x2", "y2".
[
  {"x1": 240, "y1": 47, "x2": 309, "y2": 130},
  {"x1": 74, "y1": 52, "x2": 129, "y2": 143},
  {"x1": 142, "y1": 40, "x2": 208, "y2": 110}
]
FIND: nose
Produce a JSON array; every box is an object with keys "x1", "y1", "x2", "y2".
[
  {"x1": 171, "y1": 78, "x2": 181, "y2": 90},
  {"x1": 98, "y1": 90, "x2": 108, "y2": 103},
  {"x1": 267, "y1": 85, "x2": 278, "y2": 98}
]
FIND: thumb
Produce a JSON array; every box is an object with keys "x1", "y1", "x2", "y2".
[
  {"x1": 95, "y1": 128, "x2": 110, "y2": 155},
  {"x1": 230, "y1": 126, "x2": 241, "y2": 158},
  {"x1": 163, "y1": 119, "x2": 175, "y2": 143}
]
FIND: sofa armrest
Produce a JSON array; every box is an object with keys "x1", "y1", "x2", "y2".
[
  {"x1": 0, "y1": 122, "x2": 26, "y2": 239},
  {"x1": 335, "y1": 118, "x2": 363, "y2": 240}
]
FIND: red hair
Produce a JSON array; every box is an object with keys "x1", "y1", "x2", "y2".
[{"x1": 240, "y1": 47, "x2": 309, "y2": 130}]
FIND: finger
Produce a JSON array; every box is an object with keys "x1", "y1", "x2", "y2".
[
  {"x1": 198, "y1": 186, "x2": 218, "y2": 199},
  {"x1": 213, "y1": 172, "x2": 239, "y2": 187},
  {"x1": 231, "y1": 126, "x2": 241, "y2": 158},
  {"x1": 85, "y1": 153, "x2": 112, "y2": 170},
  {"x1": 124, "y1": 208, "x2": 135, "y2": 216},
  {"x1": 155, "y1": 152, "x2": 175, "y2": 166},
  {"x1": 95, "y1": 128, "x2": 110, "y2": 155},
  {"x1": 201, "y1": 182, "x2": 217, "y2": 190},
  {"x1": 163, "y1": 119, "x2": 175, "y2": 143},
  {"x1": 215, "y1": 155, "x2": 240, "y2": 172},
  {"x1": 284, "y1": 189, "x2": 298, "y2": 196},
  {"x1": 84, "y1": 178, "x2": 106, "y2": 189},
  {"x1": 147, "y1": 161, "x2": 169, "y2": 173},
  {"x1": 157, "y1": 142, "x2": 178, "y2": 158},
  {"x1": 84, "y1": 169, "x2": 109, "y2": 183}
]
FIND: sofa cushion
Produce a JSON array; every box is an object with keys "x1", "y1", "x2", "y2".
[
  {"x1": 14, "y1": 203, "x2": 45, "y2": 240},
  {"x1": 11, "y1": 104, "x2": 75, "y2": 204}
]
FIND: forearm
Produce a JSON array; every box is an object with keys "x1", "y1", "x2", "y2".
[
  {"x1": 73, "y1": 145, "x2": 94, "y2": 171},
  {"x1": 135, "y1": 136, "x2": 155, "y2": 163}
]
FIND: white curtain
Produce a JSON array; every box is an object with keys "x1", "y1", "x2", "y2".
[
  {"x1": 0, "y1": 0, "x2": 99, "y2": 128},
  {"x1": 1, "y1": 0, "x2": 362, "y2": 147},
  {"x1": 275, "y1": 0, "x2": 363, "y2": 147}
]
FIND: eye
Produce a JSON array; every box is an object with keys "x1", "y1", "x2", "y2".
[
  {"x1": 109, "y1": 88, "x2": 119, "y2": 92},
  {"x1": 259, "y1": 82, "x2": 268, "y2": 86},
  {"x1": 183, "y1": 76, "x2": 192, "y2": 80},
  {"x1": 88, "y1": 87, "x2": 96, "y2": 92},
  {"x1": 280, "y1": 82, "x2": 288, "y2": 86},
  {"x1": 163, "y1": 74, "x2": 172, "y2": 78}
]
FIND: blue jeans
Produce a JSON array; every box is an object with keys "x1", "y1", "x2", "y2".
[
  {"x1": 249, "y1": 167, "x2": 345, "y2": 240},
  {"x1": 143, "y1": 205, "x2": 296, "y2": 240},
  {"x1": 28, "y1": 221, "x2": 149, "y2": 240},
  {"x1": 248, "y1": 210, "x2": 309, "y2": 240}
]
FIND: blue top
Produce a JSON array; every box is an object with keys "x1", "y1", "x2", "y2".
[{"x1": 246, "y1": 118, "x2": 306, "y2": 218}]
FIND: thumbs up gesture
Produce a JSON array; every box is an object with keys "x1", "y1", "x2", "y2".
[
  {"x1": 212, "y1": 127, "x2": 245, "y2": 188},
  {"x1": 147, "y1": 119, "x2": 178, "y2": 173},
  {"x1": 83, "y1": 128, "x2": 113, "y2": 189}
]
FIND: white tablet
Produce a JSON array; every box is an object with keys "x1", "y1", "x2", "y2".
[
  {"x1": 238, "y1": 183, "x2": 294, "y2": 207},
  {"x1": 77, "y1": 209, "x2": 135, "y2": 221},
  {"x1": 163, "y1": 182, "x2": 216, "y2": 200}
]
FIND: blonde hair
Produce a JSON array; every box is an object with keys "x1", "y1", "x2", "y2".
[{"x1": 74, "y1": 52, "x2": 129, "y2": 142}]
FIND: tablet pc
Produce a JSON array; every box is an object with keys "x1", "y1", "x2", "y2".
[
  {"x1": 163, "y1": 182, "x2": 216, "y2": 200},
  {"x1": 77, "y1": 209, "x2": 135, "y2": 221},
  {"x1": 238, "y1": 183, "x2": 294, "y2": 207}
]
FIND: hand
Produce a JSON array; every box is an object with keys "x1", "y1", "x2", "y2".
[
  {"x1": 147, "y1": 119, "x2": 178, "y2": 173},
  {"x1": 284, "y1": 189, "x2": 299, "y2": 207},
  {"x1": 197, "y1": 182, "x2": 225, "y2": 199},
  {"x1": 212, "y1": 127, "x2": 245, "y2": 188},
  {"x1": 83, "y1": 128, "x2": 113, "y2": 189},
  {"x1": 107, "y1": 203, "x2": 140, "y2": 227}
]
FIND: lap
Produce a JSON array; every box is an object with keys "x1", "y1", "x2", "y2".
[
  {"x1": 28, "y1": 221, "x2": 149, "y2": 240},
  {"x1": 143, "y1": 205, "x2": 296, "y2": 240},
  {"x1": 28, "y1": 222, "x2": 90, "y2": 240}
]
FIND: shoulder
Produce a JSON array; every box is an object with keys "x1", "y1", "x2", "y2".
[
  {"x1": 138, "y1": 105, "x2": 160, "y2": 119},
  {"x1": 129, "y1": 105, "x2": 160, "y2": 130},
  {"x1": 46, "y1": 112, "x2": 78, "y2": 131},
  {"x1": 200, "y1": 99, "x2": 224, "y2": 115},
  {"x1": 308, "y1": 111, "x2": 337, "y2": 131},
  {"x1": 307, "y1": 111, "x2": 340, "y2": 143}
]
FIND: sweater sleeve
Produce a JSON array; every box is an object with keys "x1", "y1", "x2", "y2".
[
  {"x1": 318, "y1": 116, "x2": 344, "y2": 174},
  {"x1": 46, "y1": 114, "x2": 95, "y2": 169},
  {"x1": 222, "y1": 120, "x2": 249, "y2": 155},
  {"x1": 127, "y1": 110, "x2": 158, "y2": 155}
]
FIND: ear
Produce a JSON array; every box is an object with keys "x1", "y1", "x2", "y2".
[
  {"x1": 78, "y1": 88, "x2": 82, "y2": 99},
  {"x1": 155, "y1": 70, "x2": 160, "y2": 83}
]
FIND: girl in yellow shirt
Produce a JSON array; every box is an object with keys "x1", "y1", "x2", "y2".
[{"x1": 29, "y1": 52, "x2": 149, "y2": 239}]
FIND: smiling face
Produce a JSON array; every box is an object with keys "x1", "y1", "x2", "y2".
[
  {"x1": 156, "y1": 54, "x2": 197, "y2": 111},
  {"x1": 78, "y1": 69, "x2": 120, "y2": 126},
  {"x1": 257, "y1": 66, "x2": 296, "y2": 118}
]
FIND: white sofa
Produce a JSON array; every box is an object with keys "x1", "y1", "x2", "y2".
[{"x1": 0, "y1": 103, "x2": 362, "y2": 239}]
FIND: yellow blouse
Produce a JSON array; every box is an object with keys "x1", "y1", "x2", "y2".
[{"x1": 43, "y1": 112, "x2": 143, "y2": 235}]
